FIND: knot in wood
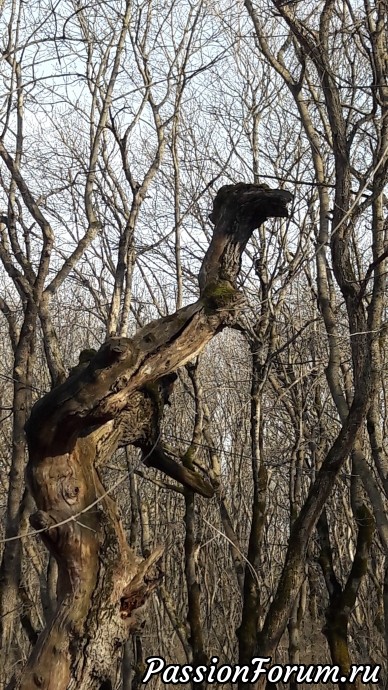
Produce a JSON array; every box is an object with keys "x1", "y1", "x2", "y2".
[{"x1": 61, "y1": 477, "x2": 82, "y2": 505}]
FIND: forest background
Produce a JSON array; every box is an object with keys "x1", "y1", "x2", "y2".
[{"x1": 0, "y1": 0, "x2": 388, "y2": 688}]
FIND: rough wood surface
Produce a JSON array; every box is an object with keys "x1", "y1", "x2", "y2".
[{"x1": 14, "y1": 183, "x2": 292, "y2": 690}]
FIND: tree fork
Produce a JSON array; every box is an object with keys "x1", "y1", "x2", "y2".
[{"x1": 12, "y1": 184, "x2": 292, "y2": 690}]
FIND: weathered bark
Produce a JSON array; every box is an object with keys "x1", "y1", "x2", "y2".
[{"x1": 12, "y1": 184, "x2": 291, "y2": 690}]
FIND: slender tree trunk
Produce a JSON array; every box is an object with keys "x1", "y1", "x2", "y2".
[{"x1": 0, "y1": 305, "x2": 36, "y2": 683}]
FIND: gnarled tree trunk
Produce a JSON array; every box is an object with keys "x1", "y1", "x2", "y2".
[{"x1": 12, "y1": 184, "x2": 292, "y2": 690}]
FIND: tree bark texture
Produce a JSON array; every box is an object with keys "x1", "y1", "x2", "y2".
[
  {"x1": 318, "y1": 502, "x2": 374, "y2": 690},
  {"x1": 13, "y1": 184, "x2": 292, "y2": 690}
]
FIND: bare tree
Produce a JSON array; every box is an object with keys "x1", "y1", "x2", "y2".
[{"x1": 1, "y1": 1, "x2": 388, "y2": 688}]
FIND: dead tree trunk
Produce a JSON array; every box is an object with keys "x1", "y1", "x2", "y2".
[{"x1": 12, "y1": 184, "x2": 292, "y2": 690}]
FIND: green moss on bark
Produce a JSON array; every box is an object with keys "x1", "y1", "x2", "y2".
[{"x1": 202, "y1": 280, "x2": 236, "y2": 314}]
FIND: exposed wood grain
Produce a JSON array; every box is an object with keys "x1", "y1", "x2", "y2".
[{"x1": 15, "y1": 184, "x2": 292, "y2": 690}]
